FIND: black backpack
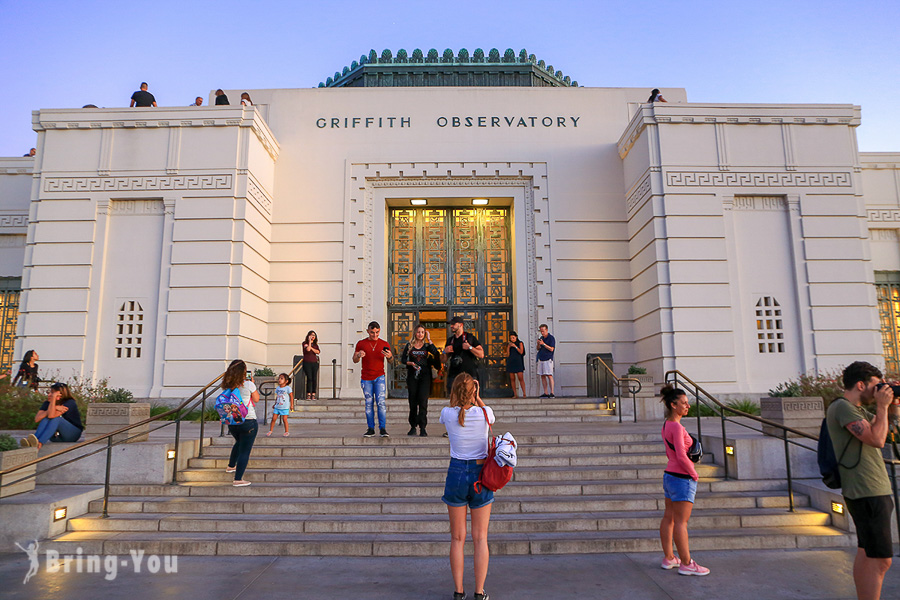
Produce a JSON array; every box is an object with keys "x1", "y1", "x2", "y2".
[{"x1": 817, "y1": 409, "x2": 860, "y2": 489}]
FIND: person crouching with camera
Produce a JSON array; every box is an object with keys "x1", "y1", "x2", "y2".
[{"x1": 658, "y1": 384, "x2": 709, "y2": 576}]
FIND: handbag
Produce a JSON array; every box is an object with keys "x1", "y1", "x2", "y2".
[
  {"x1": 473, "y1": 407, "x2": 515, "y2": 492},
  {"x1": 664, "y1": 421, "x2": 703, "y2": 463}
]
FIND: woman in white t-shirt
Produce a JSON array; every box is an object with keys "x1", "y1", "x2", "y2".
[
  {"x1": 222, "y1": 359, "x2": 259, "y2": 487},
  {"x1": 439, "y1": 373, "x2": 494, "y2": 600}
]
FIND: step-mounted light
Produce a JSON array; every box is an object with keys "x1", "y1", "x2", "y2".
[
  {"x1": 53, "y1": 506, "x2": 67, "y2": 521},
  {"x1": 831, "y1": 501, "x2": 844, "y2": 515},
  {"x1": 725, "y1": 445, "x2": 735, "y2": 455},
  {"x1": 166, "y1": 449, "x2": 176, "y2": 460}
]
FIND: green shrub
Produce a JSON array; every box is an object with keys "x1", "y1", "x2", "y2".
[
  {"x1": 0, "y1": 434, "x2": 19, "y2": 452},
  {"x1": 0, "y1": 385, "x2": 47, "y2": 429},
  {"x1": 103, "y1": 388, "x2": 134, "y2": 403},
  {"x1": 627, "y1": 365, "x2": 647, "y2": 375},
  {"x1": 254, "y1": 367, "x2": 276, "y2": 377},
  {"x1": 686, "y1": 401, "x2": 719, "y2": 417},
  {"x1": 768, "y1": 371, "x2": 844, "y2": 407},
  {"x1": 724, "y1": 399, "x2": 761, "y2": 416},
  {"x1": 67, "y1": 374, "x2": 111, "y2": 404},
  {"x1": 150, "y1": 403, "x2": 219, "y2": 422}
]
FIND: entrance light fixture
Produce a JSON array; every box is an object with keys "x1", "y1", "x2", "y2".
[
  {"x1": 411, "y1": 199, "x2": 427, "y2": 206},
  {"x1": 471, "y1": 198, "x2": 488, "y2": 205}
]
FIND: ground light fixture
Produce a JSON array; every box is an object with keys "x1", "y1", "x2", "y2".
[
  {"x1": 410, "y1": 199, "x2": 427, "y2": 206},
  {"x1": 53, "y1": 507, "x2": 67, "y2": 521},
  {"x1": 725, "y1": 445, "x2": 735, "y2": 455},
  {"x1": 472, "y1": 198, "x2": 488, "y2": 205},
  {"x1": 831, "y1": 501, "x2": 844, "y2": 515},
  {"x1": 166, "y1": 449, "x2": 176, "y2": 460}
]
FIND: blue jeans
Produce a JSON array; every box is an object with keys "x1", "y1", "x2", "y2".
[
  {"x1": 35, "y1": 416, "x2": 82, "y2": 444},
  {"x1": 228, "y1": 419, "x2": 258, "y2": 480},
  {"x1": 361, "y1": 376, "x2": 387, "y2": 429}
]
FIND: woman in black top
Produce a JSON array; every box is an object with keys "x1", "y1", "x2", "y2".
[
  {"x1": 401, "y1": 324, "x2": 441, "y2": 437},
  {"x1": 13, "y1": 350, "x2": 40, "y2": 390},
  {"x1": 301, "y1": 330, "x2": 320, "y2": 400},
  {"x1": 21, "y1": 382, "x2": 83, "y2": 448},
  {"x1": 506, "y1": 332, "x2": 526, "y2": 398}
]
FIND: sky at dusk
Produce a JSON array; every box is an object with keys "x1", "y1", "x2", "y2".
[{"x1": 0, "y1": 0, "x2": 898, "y2": 156}]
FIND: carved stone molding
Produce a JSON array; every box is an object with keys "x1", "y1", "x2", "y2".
[
  {"x1": 44, "y1": 174, "x2": 233, "y2": 193},
  {"x1": 870, "y1": 229, "x2": 899, "y2": 241},
  {"x1": 626, "y1": 175, "x2": 652, "y2": 213},
  {"x1": 0, "y1": 235, "x2": 26, "y2": 247},
  {"x1": 0, "y1": 214, "x2": 29, "y2": 228},
  {"x1": 246, "y1": 177, "x2": 273, "y2": 215},
  {"x1": 868, "y1": 209, "x2": 900, "y2": 224},
  {"x1": 732, "y1": 196, "x2": 787, "y2": 211},
  {"x1": 108, "y1": 199, "x2": 167, "y2": 216},
  {"x1": 666, "y1": 171, "x2": 852, "y2": 188},
  {"x1": 369, "y1": 177, "x2": 531, "y2": 188}
]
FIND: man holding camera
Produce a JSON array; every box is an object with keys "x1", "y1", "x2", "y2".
[
  {"x1": 536, "y1": 324, "x2": 556, "y2": 398},
  {"x1": 826, "y1": 361, "x2": 895, "y2": 600},
  {"x1": 353, "y1": 321, "x2": 394, "y2": 438},
  {"x1": 443, "y1": 316, "x2": 484, "y2": 394}
]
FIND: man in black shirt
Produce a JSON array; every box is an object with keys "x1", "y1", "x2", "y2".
[
  {"x1": 214, "y1": 89, "x2": 230, "y2": 105},
  {"x1": 443, "y1": 316, "x2": 484, "y2": 392},
  {"x1": 130, "y1": 82, "x2": 157, "y2": 107}
]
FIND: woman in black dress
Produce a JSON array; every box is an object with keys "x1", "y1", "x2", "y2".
[
  {"x1": 506, "y1": 332, "x2": 526, "y2": 398},
  {"x1": 401, "y1": 324, "x2": 441, "y2": 437},
  {"x1": 13, "y1": 350, "x2": 40, "y2": 390},
  {"x1": 302, "y1": 331, "x2": 320, "y2": 400}
]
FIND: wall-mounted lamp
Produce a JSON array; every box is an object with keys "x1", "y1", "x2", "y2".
[
  {"x1": 725, "y1": 446, "x2": 735, "y2": 455},
  {"x1": 831, "y1": 501, "x2": 844, "y2": 515},
  {"x1": 471, "y1": 198, "x2": 488, "y2": 205},
  {"x1": 53, "y1": 507, "x2": 68, "y2": 521},
  {"x1": 411, "y1": 199, "x2": 427, "y2": 206},
  {"x1": 166, "y1": 449, "x2": 176, "y2": 460}
]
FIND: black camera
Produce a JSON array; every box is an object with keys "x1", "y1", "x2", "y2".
[{"x1": 875, "y1": 382, "x2": 900, "y2": 397}]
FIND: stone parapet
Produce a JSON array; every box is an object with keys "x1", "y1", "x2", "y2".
[{"x1": 83, "y1": 403, "x2": 151, "y2": 443}]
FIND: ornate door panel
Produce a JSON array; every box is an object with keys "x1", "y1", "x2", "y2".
[{"x1": 388, "y1": 208, "x2": 512, "y2": 397}]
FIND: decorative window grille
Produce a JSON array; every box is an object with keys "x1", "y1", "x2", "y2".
[
  {"x1": 755, "y1": 296, "x2": 784, "y2": 353},
  {"x1": 0, "y1": 277, "x2": 21, "y2": 373},
  {"x1": 115, "y1": 300, "x2": 144, "y2": 359},
  {"x1": 876, "y1": 271, "x2": 900, "y2": 374}
]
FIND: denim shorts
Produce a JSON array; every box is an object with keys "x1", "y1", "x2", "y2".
[
  {"x1": 663, "y1": 472, "x2": 697, "y2": 503},
  {"x1": 442, "y1": 458, "x2": 494, "y2": 509}
]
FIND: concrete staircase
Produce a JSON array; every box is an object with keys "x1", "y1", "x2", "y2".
[{"x1": 47, "y1": 396, "x2": 853, "y2": 556}]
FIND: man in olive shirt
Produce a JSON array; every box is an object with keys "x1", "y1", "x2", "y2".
[{"x1": 826, "y1": 361, "x2": 894, "y2": 600}]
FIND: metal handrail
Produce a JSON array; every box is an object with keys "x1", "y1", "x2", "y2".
[
  {"x1": 588, "y1": 356, "x2": 642, "y2": 422},
  {"x1": 0, "y1": 371, "x2": 226, "y2": 514},
  {"x1": 665, "y1": 369, "x2": 900, "y2": 555}
]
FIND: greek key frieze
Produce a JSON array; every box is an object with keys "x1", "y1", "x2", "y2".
[
  {"x1": 369, "y1": 177, "x2": 530, "y2": 188},
  {"x1": 732, "y1": 196, "x2": 786, "y2": 211},
  {"x1": 666, "y1": 171, "x2": 852, "y2": 188},
  {"x1": 109, "y1": 200, "x2": 165, "y2": 216},
  {"x1": 0, "y1": 215, "x2": 28, "y2": 228},
  {"x1": 870, "y1": 229, "x2": 900, "y2": 241},
  {"x1": 44, "y1": 175, "x2": 233, "y2": 193},
  {"x1": 867, "y1": 209, "x2": 900, "y2": 224}
]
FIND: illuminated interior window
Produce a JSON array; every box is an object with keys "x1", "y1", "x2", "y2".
[
  {"x1": 0, "y1": 277, "x2": 21, "y2": 373},
  {"x1": 115, "y1": 300, "x2": 144, "y2": 359},
  {"x1": 876, "y1": 271, "x2": 900, "y2": 374},
  {"x1": 755, "y1": 296, "x2": 784, "y2": 353}
]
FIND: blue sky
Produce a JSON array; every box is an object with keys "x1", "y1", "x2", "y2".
[{"x1": 1, "y1": 0, "x2": 898, "y2": 155}]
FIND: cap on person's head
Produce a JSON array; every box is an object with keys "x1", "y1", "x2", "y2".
[
  {"x1": 367, "y1": 321, "x2": 380, "y2": 330},
  {"x1": 449, "y1": 316, "x2": 465, "y2": 325}
]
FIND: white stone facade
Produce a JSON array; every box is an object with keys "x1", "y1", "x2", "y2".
[{"x1": 0, "y1": 86, "x2": 898, "y2": 398}]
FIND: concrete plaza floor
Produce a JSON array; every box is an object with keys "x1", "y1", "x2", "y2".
[{"x1": 1, "y1": 548, "x2": 899, "y2": 600}]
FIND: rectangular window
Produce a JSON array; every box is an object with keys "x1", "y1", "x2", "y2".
[
  {"x1": 0, "y1": 277, "x2": 21, "y2": 374},
  {"x1": 875, "y1": 272, "x2": 900, "y2": 374}
]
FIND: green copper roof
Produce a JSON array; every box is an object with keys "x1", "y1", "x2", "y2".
[{"x1": 318, "y1": 48, "x2": 578, "y2": 88}]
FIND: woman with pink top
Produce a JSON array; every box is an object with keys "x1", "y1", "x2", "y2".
[{"x1": 658, "y1": 385, "x2": 710, "y2": 576}]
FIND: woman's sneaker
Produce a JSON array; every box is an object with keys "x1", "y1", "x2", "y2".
[
  {"x1": 661, "y1": 556, "x2": 680, "y2": 570},
  {"x1": 452, "y1": 593, "x2": 466, "y2": 600},
  {"x1": 678, "y1": 560, "x2": 710, "y2": 576},
  {"x1": 474, "y1": 591, "x2": 489, "y2": 600}
]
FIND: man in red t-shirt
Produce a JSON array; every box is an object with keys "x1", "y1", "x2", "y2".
[{"x1": 353, "y1": 321, "x2": 394, "y2": 437}]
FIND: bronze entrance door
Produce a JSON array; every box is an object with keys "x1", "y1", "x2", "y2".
[{"x1": 388, "y1": 207, "x2": 512, "y2": 397}]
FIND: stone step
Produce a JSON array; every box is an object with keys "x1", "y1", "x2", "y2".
[
  {"x1": 205, "y1": 433, "x2": 666, "y2": 446},
  {"x1": 285, "y1": 415, "x2": 619, "y2": 424},
  {"x1": 290, "y1": 397, "x2": 613, "y2": 407},
  {"x1": 67, "y1": 507, "x2": 830, "y2": 534},
  {"x1": 87, "y1": 490, "x2": 807, "y2": 515},
  {"x1": 185, "y1": 453, "x2": 715, "y2": 471},
  {"x1": 44, "y1": 525, "x2": 853, "y2": 557},
  {"x1": 176, "y1": 463, "x2": 725, "y2": 483},
  {"x1": 197, "y1": 442, "x2": 663, "y2": 458}
]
